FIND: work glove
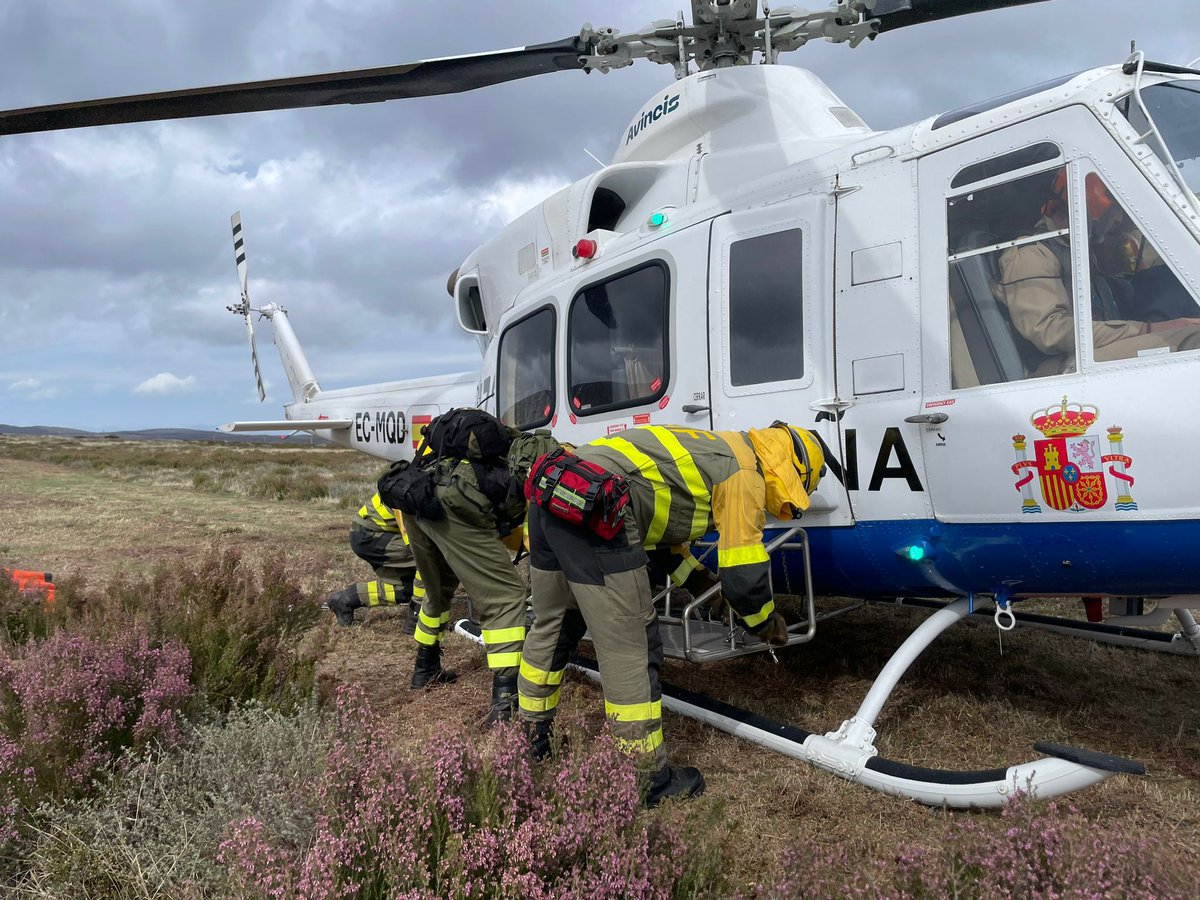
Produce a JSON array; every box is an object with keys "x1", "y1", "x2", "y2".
[{"x1": 754, "y1": 611, "x2": 790, "y2": 646}]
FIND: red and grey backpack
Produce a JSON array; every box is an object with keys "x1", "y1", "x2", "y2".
[{"x1": 525, "y1": 447, "x2": 630, "y2": 540}]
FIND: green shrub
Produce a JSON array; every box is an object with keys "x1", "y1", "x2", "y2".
[
  {"x1": 249, "y1": 468, "x2": 330, "y2": 502},
  {"x1": 18, "y1": 703, "x2": 331, "y2": 898}
]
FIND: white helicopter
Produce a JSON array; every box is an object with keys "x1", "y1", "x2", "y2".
[{"x1": 5, "y1": 0, "x2": 1199, "y2": 808}]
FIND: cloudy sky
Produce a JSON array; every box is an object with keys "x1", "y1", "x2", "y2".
[{"x1": 0, "y1": 0, "x2": 1194, "y2": 431}]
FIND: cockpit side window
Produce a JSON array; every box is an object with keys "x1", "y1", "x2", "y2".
[
  {"x1": 497, "y1": 306, "x2": 555, "y2": 430},
  {"x1": 946, "y1": 166, "x2": 1077, "y2": 388},
  {"x1": 568, "y1": 262, "x2": 669, "y2": 415},
  {"x1": 1119, "y1": 80, "x2": 1200, "y2": 195},
  {"x1": 1080, "y1": 169, "x2": 1200, "y2": 362}
]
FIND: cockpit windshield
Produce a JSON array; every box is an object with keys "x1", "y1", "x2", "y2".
[{"x1": 1122, "y1": 79, "x2": 1200, "y2": 196}]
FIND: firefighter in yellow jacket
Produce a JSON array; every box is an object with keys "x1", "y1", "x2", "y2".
[
  {"x1": 325, "y1": 491, "x2": 425, "y2": 628},
  {"x1": 518, "y1": 421, "x2": 824, "y2": 807}
]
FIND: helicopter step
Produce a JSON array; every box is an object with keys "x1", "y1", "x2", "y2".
[{"x1": 652, "y1": 525, "x2": 858, "y2": 663}]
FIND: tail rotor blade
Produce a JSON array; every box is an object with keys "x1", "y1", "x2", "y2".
[
  {"x1": 245, "y1": 315, "x2": 267, "y2": 402},
  {"x1": 232, "y1": 212, "x2": 248, "y2": 300},
  {"x1": 231, "y1": 211, "x2": 266, "y2": 402}
]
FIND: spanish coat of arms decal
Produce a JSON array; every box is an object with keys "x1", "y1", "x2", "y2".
[{"x1": 1010, "y1": 396, "x2": 1137, "y2": 513}]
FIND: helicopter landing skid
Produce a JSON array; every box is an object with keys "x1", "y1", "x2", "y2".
[
  {"x1": 453, "y1": 594, "x2": 1143, "y2": 808},
  {"x1": 888, "y1": 597, "x2": 1200, "y2": 657}
]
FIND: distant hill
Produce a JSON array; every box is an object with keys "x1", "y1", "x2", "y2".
[{"x1": 0, "y1": 424, "x2": 329, "y2": 445}]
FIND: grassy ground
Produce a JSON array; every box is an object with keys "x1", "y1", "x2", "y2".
[{"x1": 2, "y1": 434, "x2": 1197, "y2": 891}]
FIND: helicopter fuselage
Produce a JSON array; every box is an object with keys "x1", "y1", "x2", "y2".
[{"x1": 286, "y1": 61, "x2": 1200, "y2": 603}]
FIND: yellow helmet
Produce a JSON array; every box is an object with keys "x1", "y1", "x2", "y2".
[{"x1": 770, "y1": 421, "x2": 826, "y2": 496}]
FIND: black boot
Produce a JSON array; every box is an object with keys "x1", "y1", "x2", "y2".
[
  {"x1": 403, "y1": 601, "x2": 420, "y2": 636},
  {"x1": 484, "y1": 674, "x2": 519, "y2": 726},
  {"x1": 399, "y1": 571, "x2": 416, "y2": 605},
  {"x1": 644, "y1": 765, "x2": 706, "y2": 808},
  {"x1": 325, "y1": 587, "x2": 363, "y2": 627},
  {"x1": 410, "y1": 643, "x2": 457, "y2": 689},
  {"x1": 524, "y1": 718, "x2": 557, "y2": 761}
]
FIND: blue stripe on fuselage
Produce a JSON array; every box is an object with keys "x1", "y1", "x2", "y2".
[{"x1": 765, "y1": 519, "x2": 1200, "y2": 599}]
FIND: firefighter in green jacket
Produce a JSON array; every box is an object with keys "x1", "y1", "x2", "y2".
[
  {"x1": 403, "y1": 451, "x2": 531, "y2": 724},
  {"x1": 518, "y1": 422, "x2": 824, "y2": 807},
  {"x1": 325, "y1": 491, "x2": 425, "y2": 629}
]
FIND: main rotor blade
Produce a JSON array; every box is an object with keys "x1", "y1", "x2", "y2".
[
  {"x1": 871, "y1": 0, "x2": 1051, "y2": 33},
  {"x1": 0, "y1": 37, "x2": 585, "y2": 136}
]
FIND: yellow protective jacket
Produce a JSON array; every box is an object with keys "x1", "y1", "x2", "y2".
[{"x1": 576, "y1": 425, "x2": 815, "y2": 631}]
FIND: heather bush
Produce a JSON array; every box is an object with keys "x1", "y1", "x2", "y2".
[
  {"x1": 18, "y1": 702, "x2": 331, "y2": 898},
  {"x1": 0, "y1": 626, "x2": 192, "y2": 874},
  {"x1": 756, "y1": 794, "x2": 1191, "y2": 900},
  {"x1": 1, "y1": 627, "x2": 191, "y2": 795},
  {"x1": 4, "y1": 550, "x2": 320, "y2": 713},
  {"x1": 0, "y1": 568, "x2": 76, "y2": 648},
  {"x1": 220, "y1": 685, "x2": 724, "y2": 900}
]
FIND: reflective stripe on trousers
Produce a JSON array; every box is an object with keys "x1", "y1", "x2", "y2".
[
  {"x1": 518, "y1": 506, "x2": 667, "y2": 771},
  {"x1": 414, "y1": 608, "x2": 451, "y2": 645}
]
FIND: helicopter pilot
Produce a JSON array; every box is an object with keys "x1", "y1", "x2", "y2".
[{"x1": 998, "y1": 168, "x2": 1200, "y2": 372}]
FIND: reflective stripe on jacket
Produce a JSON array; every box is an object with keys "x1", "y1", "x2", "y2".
[
  {"x1": 356, "y1": 491, "x2": 403, "y2": 533},
  {"x1": 577, "y1": 425, "x2": 773, "y2": 628}
]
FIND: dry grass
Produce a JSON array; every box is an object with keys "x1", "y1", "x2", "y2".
[
  {"x1": 3, "y1": 435, "x2": 1198, "y2": 893},
  {"x1": 0, "y1": 435, "x2": 379, "y2": 588}
]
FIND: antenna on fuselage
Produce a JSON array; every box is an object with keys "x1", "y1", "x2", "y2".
[{"x1": 583, "y1": 147, "x2": 605, "y2": 167}]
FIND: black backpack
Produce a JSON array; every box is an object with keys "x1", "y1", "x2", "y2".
[
  {"x1": 377, "y1": 457, "x2": 443, "y2": 521},
  {"x1": 425, "y1": 408, "x2": 514, "y2": 462}
]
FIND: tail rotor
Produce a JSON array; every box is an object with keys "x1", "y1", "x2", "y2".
[{"x1": 227, "y1": 211, "x2": 267, "y2": 402}]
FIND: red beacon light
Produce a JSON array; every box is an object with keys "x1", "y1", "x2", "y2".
[{"x1": 572, "y1": 238, "x2": 598, "y2": 260}]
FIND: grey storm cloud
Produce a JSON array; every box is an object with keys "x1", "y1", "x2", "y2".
[{"x1": 0, "y1": 0, "x2": 1194, "y2": 430}]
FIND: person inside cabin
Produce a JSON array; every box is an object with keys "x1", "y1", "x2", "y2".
[
  {"x1": 998, "y1": 167, "x2": 1200, "y2": 370},
  {"x1": 1098, "y1": 219, "x2": 1200, "y2": 323}
]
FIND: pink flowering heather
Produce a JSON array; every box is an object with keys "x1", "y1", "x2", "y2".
[
  {"x1": 757, "y1": 795, "x2": 1190, "y2": 900},
  {"x1": 1, "y1": 627, "x2": 192, "y2": 801},
  {"x1": 0, "y1": 734, "x2": 29, "y2": 847},
  {"x1": 221, "y1": 684, "x2": 686, "y2": 900}
]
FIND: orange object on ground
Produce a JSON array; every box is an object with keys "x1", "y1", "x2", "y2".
[{"x1": 3, "y1": 568, "x2": 56, "y2": 604}]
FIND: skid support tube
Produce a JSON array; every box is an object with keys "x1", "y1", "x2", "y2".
[
  {"x1": 891, "y1": 597, "x2": 1200, "y2": 657},
  {"x1": 454, "y1": 600, "x2": 1141, "y2": 809}
]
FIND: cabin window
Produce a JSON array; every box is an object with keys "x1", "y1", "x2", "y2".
[
  {"x1": 945, "y1": 166, "x2": 1079, "y2": 388},
  {"x1": 950, "y1": 142, "x2": 1061, "y2": 190},
  {"x1": 1080, "y1": 169, "x2": 1200, "y2": 363},
  {"x1": 728, "y1": 229, "x2": 805, "y2": 385},
  {"x1": 497, "y1": 306, "x2": 555, "y2": 429},
  {"x1": 568, "y1": 262, "x2": 669, "y2": 415}
]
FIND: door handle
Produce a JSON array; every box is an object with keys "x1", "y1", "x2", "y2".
[
  {"x1": 681, "y1": 404, "x2": 710, "y2": 414},
  {"x1": 904, "y1": 412, "x2": 948, "y2": 425}
]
